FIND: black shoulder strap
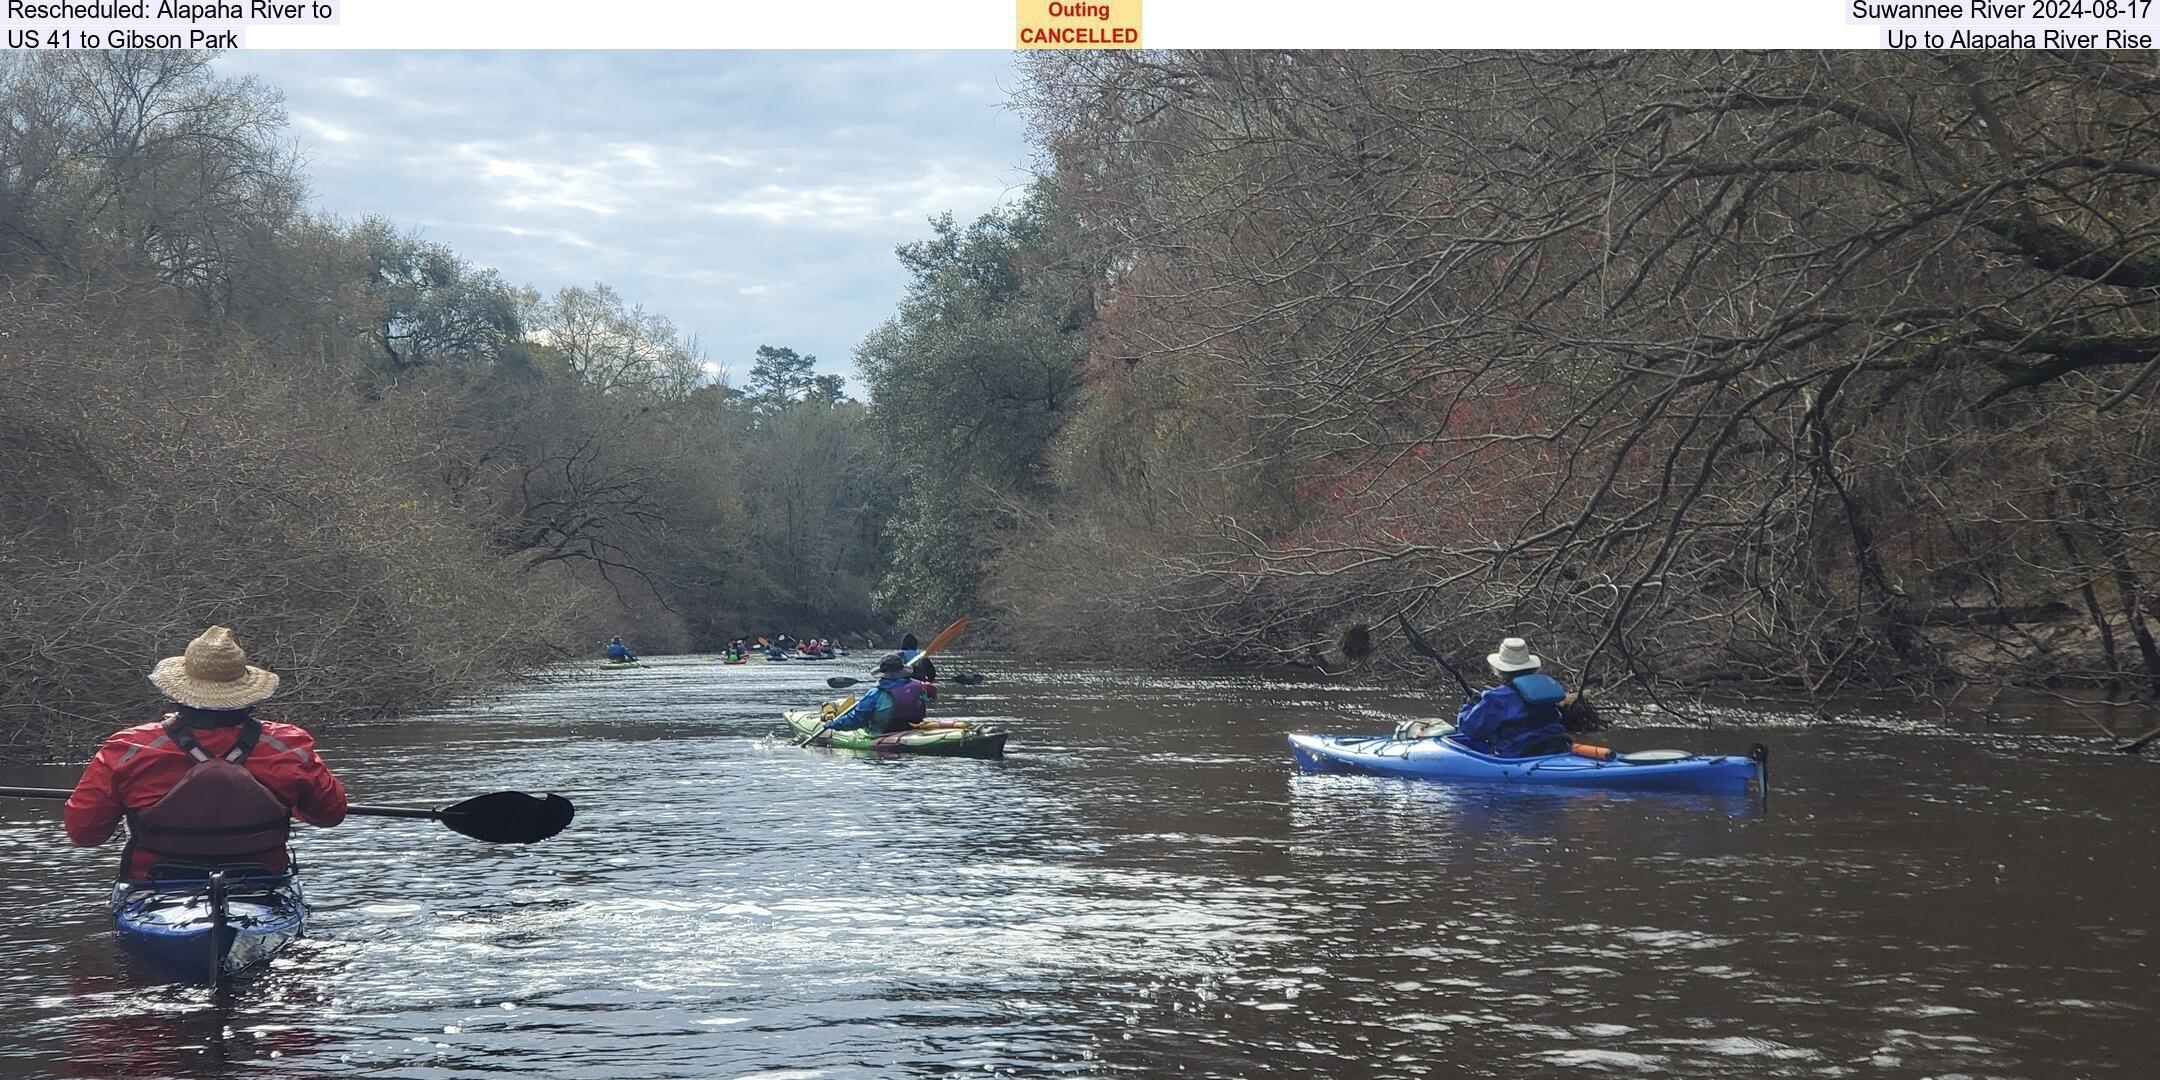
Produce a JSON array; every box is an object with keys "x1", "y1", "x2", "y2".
[
  {"x1": 162, "y1": 715, "x2": 263, "y2": 764},
  {"x1": 163, "y1": 716, "x2": 210, "y2": 763},
  {"x1": 224, "y1": 718, "x2": 263, "y2": 762}
]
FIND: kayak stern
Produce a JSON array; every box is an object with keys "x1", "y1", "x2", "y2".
[{"x1": 112, "y1": 874, "x2": 306, "y2": 982}]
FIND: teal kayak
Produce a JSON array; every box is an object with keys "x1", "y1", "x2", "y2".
[{"x1": 1288, "y1": 733, "x2": 1766, "y2": 795}]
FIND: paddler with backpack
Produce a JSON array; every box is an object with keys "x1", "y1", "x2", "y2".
[{"x1": 819, "y1": 651, "x2": 940, "y2": 735}]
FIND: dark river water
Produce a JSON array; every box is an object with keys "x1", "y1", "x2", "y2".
[{"x1": 2, "y1": 656, "x2": 2153, "y2": 1078}]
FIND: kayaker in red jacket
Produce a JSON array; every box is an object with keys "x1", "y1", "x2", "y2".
[{"x1": 64, "y1": 626, "x2": 348, "y2": 881}]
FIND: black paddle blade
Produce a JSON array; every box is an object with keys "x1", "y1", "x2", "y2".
[
  {"x1": 1394, "y1": 614, "x2": 1475, "y2": 700},
  {"x1": 438, "y1": 792, "x2": 575, "y2": 844},
  {"x1": 953, "y1": 673, "x2": 987, "y2": 686},
  {"x1": 827, "y1": 675, "x2": 862, "y2": 689}
]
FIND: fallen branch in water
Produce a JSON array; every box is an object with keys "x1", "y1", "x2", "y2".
[
  {"x1": 2114, "y1": 724, "x2": 2160, "y2": 754},
  {"x1": 2081, "y1": 711, "x2": 2160, "y2": 754}
]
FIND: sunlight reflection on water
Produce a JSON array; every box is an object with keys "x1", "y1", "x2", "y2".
[{"x1": 0, "y1": 655, "x2": 2149, "y2": 1078}]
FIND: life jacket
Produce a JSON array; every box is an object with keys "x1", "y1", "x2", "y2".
[
  {"x1": 1498, "y1": 673, "x2": 1571, "y2": 757},
  {"x1": 901, "y1": 650, "x2": 938, "y2": 683},
  {"x1": 874, "y1": 678, "x2": 929, "y2": 732},
  {"x1": 122, "y1": 717, "x2": 293, "y2": 880},
  {"x1": 1508, "y1": 672, "x2": 1567, "y2": 718}
]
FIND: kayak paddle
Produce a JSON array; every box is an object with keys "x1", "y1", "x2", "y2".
[
  {"x1": 347, "y1": 791, "x2": 575, "y2": 844},
  {"x1": 825, "y1": 672, "x2": 986, "y2": 690},
  {"x1": 798, "y1": 615, "x2": 969, "y2": 747},
  {"x1": 0, "y1": 787, "x2": 575, "y2": 844},
  {"x1": 1394, "y1": 614, "x2": 1475, "y2": 700}
]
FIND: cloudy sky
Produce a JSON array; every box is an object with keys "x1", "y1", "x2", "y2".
[{"x1": 217, "y1": 52, "x2": 1034, "y2": 388}]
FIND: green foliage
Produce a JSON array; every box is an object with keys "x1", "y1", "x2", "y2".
[
  {"x1": 858, "y1": 182, "x2": 1099, "y2": 621},
  {"x1": 745, "y1": 345, "x2": 845, "y2": 413},
  {"x1": 357, "y1": 219, "x2": 530, "y2": 373}
]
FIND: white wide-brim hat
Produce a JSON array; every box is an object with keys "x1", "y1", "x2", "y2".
[
  {"x1": 148, "y1": 625, "x2": 280, "y2": 709},
  {"x1": 1487, "y1": 636, "x2": 1542, "y2": 673}
]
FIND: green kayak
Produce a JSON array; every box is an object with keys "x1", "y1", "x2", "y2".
[{"x1": 784, "y1": 708, "x2": 1007, "y2": 759}]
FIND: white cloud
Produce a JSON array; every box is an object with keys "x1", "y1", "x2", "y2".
[
  {"x1": 493, "y1": 224, "x2": 600, "y2": 250},
  {"x1": 293, "y1": 114, "x2": 354, "y2": 143},
  {"x1": 701, "y1": 172, "x2": 1007, "y2": 229},
  {"x1": 214, "y1": 51, "x2": 1030, "y2": 385},
  {"x1": 467, "y1": 150, "x2": 624, "y2": 217}
]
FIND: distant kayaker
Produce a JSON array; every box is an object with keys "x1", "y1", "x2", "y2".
[
  {"x1": 825, "y1": 651, "x2": 940, "y2": 735},
  {"x1": 63, "y1": 626, "x2": 348, "y2": 881},
  {"x1": 605, "y1": 637, "x2": 637, "y2": 663},
  {"x1": 1453, "y1": 637, "x2": 1610, "y2": 759},
  {"x1": 898, "y1": 632, "x2": 938, "y2": 683}
]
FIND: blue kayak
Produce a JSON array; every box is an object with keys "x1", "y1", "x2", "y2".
[
  {"x1": 112, "y1": 873, "x2": 306, "y2": 982},
  {"x1": 1288, "y1": 733, "x2": 1766, "y2": 795}
]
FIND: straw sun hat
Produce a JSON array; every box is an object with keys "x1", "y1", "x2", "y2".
[{"x1": 148, "y1": 626, "x2": 280, "y2": 710}]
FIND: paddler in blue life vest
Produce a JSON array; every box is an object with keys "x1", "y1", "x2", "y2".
[
  {"x1": 825, "y1": 651, "x2": 939, "y2": 735},
  {"x1": 605, "y1": 637, "x2": 637, "y2": 663},
  {"x1": 1453, "y1": 637, "x2": 1611, "y2": 759}
]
